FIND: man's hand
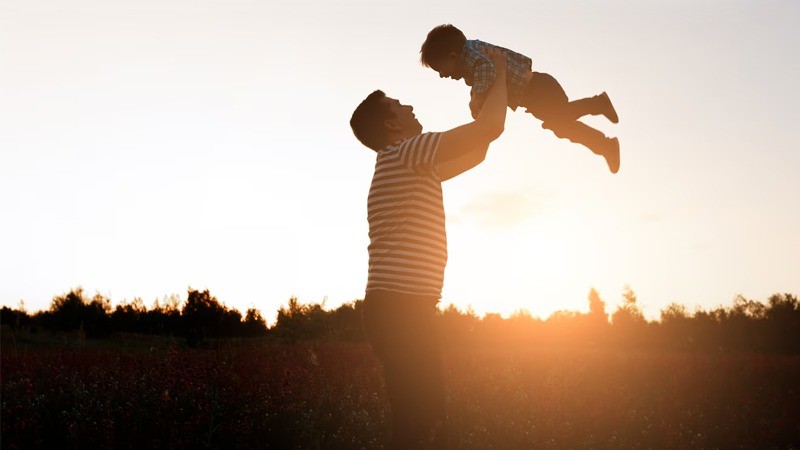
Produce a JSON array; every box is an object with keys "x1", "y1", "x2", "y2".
[
  {"x1": 469, "y1": 48, "x2": 507, "y2": 119},
  {"x1": 435, "y1": 46, "x2": 510, "y2": 180},
  {"x1": 485, "y1": 47, "x2": 508, "y2": 75}
]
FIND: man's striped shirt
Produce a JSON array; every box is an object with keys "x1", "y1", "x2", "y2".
[{"x1": 366, "y1": 132, "x2": 446, "y2": 298}]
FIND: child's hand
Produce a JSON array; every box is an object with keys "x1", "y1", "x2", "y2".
[{"x1": 483, "y1": 47, "x2": 508, "y2": 76}]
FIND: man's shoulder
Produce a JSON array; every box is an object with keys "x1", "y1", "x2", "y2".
[
  {"x1": 374, "y1": 132, "x2": 444, "y2": 176},
  {"x1": 383, "y1": 132, "x2": 442, "y2": 151}
]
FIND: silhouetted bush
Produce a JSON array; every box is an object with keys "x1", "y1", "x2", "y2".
[
  {"x1": 34, "y1": 288, "x2": 112, "y2": 338},
  {"x1": 3, "y1": 287, "x2": 799, "y2": 354},
  {"x1": 271, "y1": 297, "x2": 365, "y2": 341},
  {"x1": 4, "y1": 287, "x2": 268, "y2": 344},
  {"x1": 182, "y1": 289, "x2": 244, "y2": 347},
  {"x1": 242, "y1": 308, "x2": 269, "y2": 337},
  {"x1": 0, "y1": 306, "x2": 32, "y2": 331}
]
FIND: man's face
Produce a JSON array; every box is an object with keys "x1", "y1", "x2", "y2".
[
  {"x1": 384, "y1": 96, "x2": 423, "y2": 136},
  {"x1": 429, "y1": 52, "x2": 462, "y2": 80}
]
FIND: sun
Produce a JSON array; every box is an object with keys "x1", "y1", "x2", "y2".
[{"x1": 443, "y1": 214, "x2": 589, "y2": 320}]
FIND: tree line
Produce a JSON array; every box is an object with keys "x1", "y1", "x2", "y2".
[
  {"x1": 1, "y1": 287, "x2": 798, "y2": 352},
  {"x1": 0, "y1": 288, "x2": 268, "y2": 347}
]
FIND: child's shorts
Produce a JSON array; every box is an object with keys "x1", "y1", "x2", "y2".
[{"x1": 520, "y1": 71, "x2": 569, "y2": 121}]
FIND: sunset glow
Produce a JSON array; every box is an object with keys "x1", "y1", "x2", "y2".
[{"x1": 1, "y1": 0, "x2": 798, "y2": 322}]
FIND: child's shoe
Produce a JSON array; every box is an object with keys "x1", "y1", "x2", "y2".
[
  {"x1": 598, "y1": 92, "x2": 619, "y2": 124},
  {"x1": 602, "y1": 137, "x2": 620, "y2": 174}
]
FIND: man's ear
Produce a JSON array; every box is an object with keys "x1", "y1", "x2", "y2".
[{"x1": 448, "y1": 52, "x2": 459, "y2": 63}]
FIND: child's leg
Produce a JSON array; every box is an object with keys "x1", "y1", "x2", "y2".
[
  {"x1": 563, "y1": 93, "x2": 618, "y2": 124},
  {"x1": 522, "y1": 72, "x2": 617, "y2": 123},
  {"x1": 543, "y1": 120, "x2": 620, "y2": 173},
  {"x1": 521, "y1": 74, "x2": 609, "y2": 154},
  {"x1": 521, "y1": 73, "x2": 620, "y2": 172},
  {"x1": 542, "y1": 119, "x2": 609, "y2": 155},
  {"x1": 521, "y1": 72, "x2": 569, "y2": 117}
]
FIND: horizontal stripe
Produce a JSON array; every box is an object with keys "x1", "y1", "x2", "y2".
[
  {"x1": 368, "y1": 198, "x2": 442, "y2": 215},
  {"x1": 368, "y1": 248, "x2": 446, "y2": 265},
  {"x1": 368, "y1": 242, "x2": 447, "y2": 261},
  {"x1": 368, "y1": 232, "x2": 447, "y2": 253},
  {"x1": 367, "y1": 132, "x2": 446, "y2": 297},
  {"x1": 369, "y1": 178, "x2": 441, "y2": 194},
  {"x1": 368, "y1": 272, "x2": 442, "y2": 287},
  {"x1": 369, "y1": 208, "x2": 446, "y2": 224},
  {"x1": 366, "y1": 282, "x2": 440, "y2": 296},
  {"x1": 372, "y1": 170, "x2": 440, "y2": 187},
  {"x1": 369, "y1": 215, "x2": 446, "y2": 234},
  {"x1": 370, "y1": 257, "x2": 448, "y2": 274},
  {"x1": 369, "y1": 199, "x2": 445, "y2": 220},
  {"x1": 370, "y1": 225, "x2": 446, "y2": 244}
]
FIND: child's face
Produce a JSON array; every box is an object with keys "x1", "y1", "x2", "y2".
[{"x1": 429, "y1": 52, "x2": 462, "y2": 81}]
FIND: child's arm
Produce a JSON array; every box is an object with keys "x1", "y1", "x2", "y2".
[
  {"x1": 436, "y1": 48, "x2": 508, "y2": 181},
  {"x1": 467, "y1": 46, "x2": 498, "y2": 118}
]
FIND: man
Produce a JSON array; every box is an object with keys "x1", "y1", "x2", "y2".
[{"x1": 348, "y1": 49, "x2": 509, "y2": 449}]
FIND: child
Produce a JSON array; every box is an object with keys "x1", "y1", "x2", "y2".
[{"x1": 420, "y1": 24, "x2": 621, "y2": 173}]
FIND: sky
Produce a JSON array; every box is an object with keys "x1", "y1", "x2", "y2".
[{"x1": 1, "y1": 0, "x2": 798, "y2": 323}]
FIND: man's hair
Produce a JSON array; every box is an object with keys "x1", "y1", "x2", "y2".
[
  {"x1": 420, "y1": 24, "x2": 467, "y2": 68},
  {"x1": 350, "y1": 90, "x2": 394, "y2": 151}
]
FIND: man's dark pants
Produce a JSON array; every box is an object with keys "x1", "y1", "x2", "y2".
[{"x1": 362, "y1": 290, "x2": 447, "y2": 449}]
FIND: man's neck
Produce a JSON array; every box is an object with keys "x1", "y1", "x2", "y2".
[{"x1": 387, "y1": 130, "x2": 420, "y2": 145}]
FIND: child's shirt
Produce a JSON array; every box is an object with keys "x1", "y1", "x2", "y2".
[{"x1": 459, "y1": 40, "x2": 532, "y2": 110}]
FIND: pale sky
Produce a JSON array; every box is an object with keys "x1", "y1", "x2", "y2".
[{"x1": 2, "y1": 0, "x2": 798, "y2": 323}]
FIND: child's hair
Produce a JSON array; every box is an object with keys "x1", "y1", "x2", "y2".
[
  {"x1": 420, "y1": 24, "x2": 467, "y2": 67},
  {"x1": 350, "y1": 90, "x2": 394, "y2": 151}
]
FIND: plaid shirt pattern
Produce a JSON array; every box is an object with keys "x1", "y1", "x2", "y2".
[{"x1": 459, "y1": 40, "x2": 532, "y2": 110}]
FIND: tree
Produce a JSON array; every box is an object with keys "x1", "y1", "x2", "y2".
[
  {"x1": 731, "y1": 294, "x2": 766, "y2": 319},
  {"x1": 182, "y1": 288, "x2": 226, "y2": 347},
  {"x1": 612, "y1": 285, "x2": 645, "y2": 326},
  {"x1": 48, "y1": 287, "x2": 88, "y2": 331},
  {"x1": 274, "y1": 297, "x2": 328, "y2": 340},
  {"x1": 610, "y1": 286, "x2": 647, "y2": 347},
  {"x1": 1, "y1": 306, "x2": 30, "y2": 330},
  {"x1": 660, "y1": 302, "x2": 688, "y2": 324},
  {"x1": 329, "y1": 301, "x2": 366, "y2": 341},
  {"x1": 439, "y1": 303, "x2": 479, "y2": 347},
  {"x1": 659, "y1": 302, "x2": 692, "y2": 349},
  {"x1": 243, "y1": 308, "x2": 268, "y2": 337},
  {"x1": 588, "y1": 288, "x2": 608, "y2": 324},
  {"x1": 765, "y1": 293, "x2": 800, "y2": 352},
  {"x1": 111, "y1": 299, "x2": 145, "y2": 333},
  {"x1": 45, "y1": 288, "x2": 111, "y2": 337}
]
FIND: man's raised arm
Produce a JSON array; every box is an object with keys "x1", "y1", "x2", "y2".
[{"x1": 435, "y1": 48, "x2": 508, "y2": 181}]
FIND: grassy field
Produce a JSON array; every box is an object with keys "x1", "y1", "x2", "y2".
[{"x1": 2, "y1": 334, "x2": 799, "y2": 449}]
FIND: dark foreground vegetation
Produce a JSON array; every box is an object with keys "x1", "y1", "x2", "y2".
[
  {"x1": 3, "y1": 340, "x2": 799, "y2": 449},
  {"x1": 2, "y1": 288, "x2": 800, "y2": 448}
]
